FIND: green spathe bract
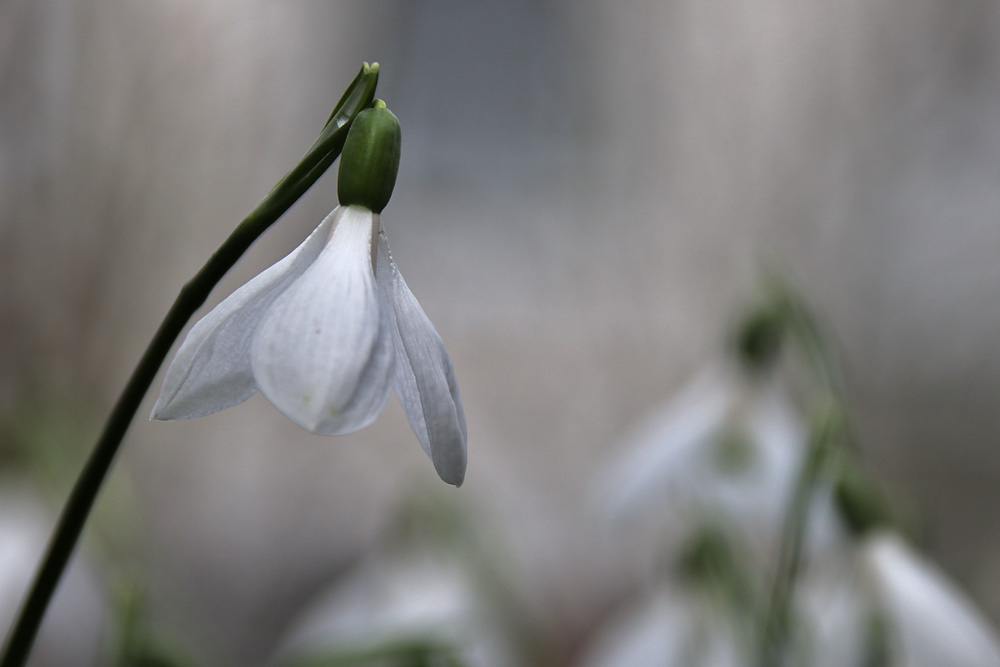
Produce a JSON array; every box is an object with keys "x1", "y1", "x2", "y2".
[{"x1": 337, "y1": 100, "x2": 401, "y2": 213}]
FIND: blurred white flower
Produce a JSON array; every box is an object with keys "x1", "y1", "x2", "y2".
[
  {"x1": 577, "y1": 584, "x2": 744, "y2": 667},
  {"x1": 0, "y1": 486, "x2": 105, "y2": 667},
  {"x1": 866, "y1": 533, "x2": 1000, "y2": 666},
  {"x1": 599, "y1": 367, "x2": 837, "y2": 557},
  {"x1": 797, "y1": 539, "x2": 875, "y2": 667},
  {"x1": 151, "y1": 204, "x2": 467, "y2": 486},
  {"x1": 803, "y1": 532, "x2": 1000, "y2": 667},
  {"x1": 272, "y1": 544, "x2": 518, "y2": 667}
]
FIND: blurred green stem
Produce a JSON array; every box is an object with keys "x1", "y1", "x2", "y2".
[
  {"x1": 756, "y1": 279, "x2": 847, "y2": 667},
  {"x1": 0, "y1": 63, "x2": 379, "y2": 667},
  {"x1": 758, "y1": 402, "x2": 840, "y2": 667},
  {"x1": 283, "y1": 637, "x2": 464, "y2": 667}
]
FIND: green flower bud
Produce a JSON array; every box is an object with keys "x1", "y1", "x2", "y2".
[
  {"x1": 674, "y1": 528, "x2": 753, "y2": 611},
  {"x1": 833, "y1": 456, "x2": 893, "y2": 537},
  {"x1": 732, "y1": 302, "x2": 785, "y2": 372},
  {"x1": 337, "y1": 100, "x2": 401, "y2": 213},
  {"x1": 712, "y1": 427, "x2": 756, "y2": 475}
]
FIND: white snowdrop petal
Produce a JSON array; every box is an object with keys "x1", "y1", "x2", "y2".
[
  {"x1": 866, "y1": 534, "x2": 1000, "y2": 667},
  {"x1": 331, "y1": 283, "x2": 396, "y2": 434},
  {"x1": 579, "y1": 587, "x2": 742, "y2": 667},
  {"x1": 599, "y1": 370, "x2": 730, "y2": 523},
  {"x1": 251, "y1": 206, "x2": 393, "y2": 434},
  {"x1": 377, "y1": 230, "x2": 467, "y2": 486},
  {"x1": 151, "y1": 211, "x2": 340, "y2": 421}
]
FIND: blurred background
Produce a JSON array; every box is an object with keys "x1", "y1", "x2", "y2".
[{"x1": 3, "y1": 0, "x2": 1000, "y2": 664}]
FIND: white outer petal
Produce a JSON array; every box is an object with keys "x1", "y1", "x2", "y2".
[
  {"x1": 151, "y1": 211, "x2": 339, "y2": 420},
  {"x1": 578, "y1": 587, "x2": 742, "y2": 667},
  {"x1": 796, "y1": 546, "x2": 871, "y2": 667},
  {"x1": 0, "y1": 488, "x2": 106, "y2": 666},
  {"x1": 864, "y1": 533, "x2": 1000, "y2": 667},
  {"x1": 376, "y1": 227, "x2": 467, "y2": 486},
  {"x1": 598, "y1": 369, "x2": 731, "y2": 524},
  {"x1": 251, "y1": 205, "x2": 394, "y2": 435},
  {"x1": 595, "y1": 369, "x2": 830, "y2": 559},
  {"x1": 275, "y1": 548, "x2": 517, "y2": 666}
]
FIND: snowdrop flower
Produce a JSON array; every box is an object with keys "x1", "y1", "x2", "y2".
[
  {"x1": 0, "y1": 486, "x2": 105, "y2": 666},
  {"x1": 152, "y1": 101, "x2": 467, "y2": 486},
  {"x1": 273, "y1": 544, "x2": 518, "y2": 667},
  {"x1": 599, "y1": 367, "x2": 837, "y2": 557},
  {"x1": 865, "y1": 533, "x2": 1000, "y2": 666},
  {"x1": 802, "y1": 532, "x2": 1000, "y2": 667},
  {"x1": 577, "y1": 583, "x2": 744, "y2": 667},
  {"x1": 797, "y1": 539, "x2": 879, "y2": 667}
]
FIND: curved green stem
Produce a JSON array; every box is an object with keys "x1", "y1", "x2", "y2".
[
  {"x1": 758, "y1": 401, "x2": 840, "y2": 667},
  {"x1": 281, "y1": 637, "x2": 463, "y2": 667},
  {"x1": 755, "y1": 278, "x2": 848, "y2": 666},
  {"x1": 0, "y1": 63, "x2": 379, "y2": 667}
]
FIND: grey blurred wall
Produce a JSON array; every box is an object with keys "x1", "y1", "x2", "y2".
[{"x1": 3, "y1": 0, "x2": 1000, "y2": 663}]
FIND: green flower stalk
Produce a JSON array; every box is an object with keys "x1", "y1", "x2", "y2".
[
  {"x1": 1, "y1": 62, "x2": 380, "y2": 667},
  {"x1": 749, "y1": 276, "x2": 852, "y2": 667}
]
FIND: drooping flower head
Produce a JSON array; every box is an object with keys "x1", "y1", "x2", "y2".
[
  {"x1": 599, "y1": 368, "x2": 811, "y2": 548},
  {"x1": 152, "y1": 100, "x2": 467, "y2": 486},
  {"x1": 800, "y1": 531, "x2": 1000, "y2": 667}
]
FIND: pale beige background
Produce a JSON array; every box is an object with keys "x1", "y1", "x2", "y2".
[{"x1": 2, "y1": 1, "x2": 1000, "y2": 664}]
